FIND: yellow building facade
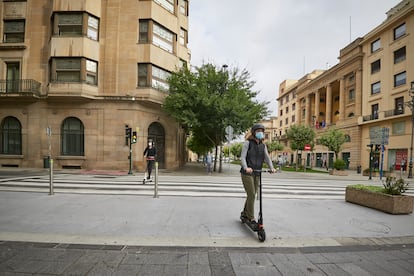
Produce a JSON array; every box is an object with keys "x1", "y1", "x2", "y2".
[
  {"x1": 0, "y1": 0, "x2": 190, "y2": 170},
  {"x1": 273, "y1": 0, "x2": 413, "y2": 171}
]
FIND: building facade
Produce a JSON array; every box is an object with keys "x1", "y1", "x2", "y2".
[
  {"x1": 272, "y1": 0, "x2": 413, "y2": 171},
  {"x1": 0, "y1": 0, "x2": 190, "y2": 170}
]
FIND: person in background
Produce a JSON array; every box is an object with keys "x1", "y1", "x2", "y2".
[
  {"x1": 240, "y1": 123, "x2": 275, "y2": 226},
  {"x1": 205, "y1": 151, "x2": 213, "y2": 175},
  {"x1": 143, "y1": 141, "x2": 156, "y2": 180}
]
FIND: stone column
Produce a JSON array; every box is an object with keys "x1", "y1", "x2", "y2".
[
  {"x1": 339, "y1": 78, "x2": 345, "y2": 121},
  {"x1": 305, "y1": 94, "x2": 311, "y2": 125},
  {"x1": 314, "y1": 90, "x2": 320, "y2": 127},
  {"x1": 355, "y1": 70, "x2": 362, "y2": 116},
  {"x1": 326, "y1": 84, "x2": 332, "y2": 125}
]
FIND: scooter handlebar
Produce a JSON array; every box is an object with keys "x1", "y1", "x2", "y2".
[{"x1": 253, "y1": 169, "x2": 272, "y2": 173}]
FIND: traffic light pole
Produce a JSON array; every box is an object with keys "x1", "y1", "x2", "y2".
[{"x1": 128, "y1": 139, "x2": 133, "y2": 175}]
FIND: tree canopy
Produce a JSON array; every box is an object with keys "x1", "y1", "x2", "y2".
[
  {"x1": 318, "y1": 128, "x2": 346, "y2": 160},
  {"x1": 163, "y1": 63, "x2": 269, "y2": 163},
  {"x1": 286, "y1": 124, "x2": 315, "y2": 151}
]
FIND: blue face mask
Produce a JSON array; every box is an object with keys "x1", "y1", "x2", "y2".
[{"x1": 255, "y1": 132, "x2": 264, "y2": 140}]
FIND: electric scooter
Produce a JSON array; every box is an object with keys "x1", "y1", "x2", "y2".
[
  {"x1": 142, "y1": 159, "x2": 154, "y2": 184},
  {"x1": 240, "y1": 169, "x2": 268, "y2": 242},
  {"x1": 142, "y1": 171, "x2": 153, "y2": 184}
]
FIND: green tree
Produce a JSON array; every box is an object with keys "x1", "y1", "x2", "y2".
[
  {"x1": 318, "y1": 128, "x2": 346, "y2": 161},
  {"x1": 266, "y1": 141, "x2": 284, "y2": 160},
  {"x1": 230, "y1": 142, "x2": 243, "y2": 160},
  {"x1": 286, "y1": 124, "x2": 315, "y2": 170},
  {"x1": 164, "y1": 63, "x2": 268, "y2": 172}
]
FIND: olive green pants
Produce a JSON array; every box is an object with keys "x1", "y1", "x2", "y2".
[{"x1": 241, "y1": 173, "x2": 260, "y2": 220}]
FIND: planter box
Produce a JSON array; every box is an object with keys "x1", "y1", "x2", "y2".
[
  {"x1": 329, "y1": 170, "x2": 348, "y2": 176},
  {"x1": 345, "y1": 187, "x2": 414, "y2": 214}
]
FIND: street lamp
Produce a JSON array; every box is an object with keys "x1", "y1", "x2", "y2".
[
  {"x1": 405, "y1": 81, "x2": 414, "y2": 178},
  {"x1": 219, "y1": 64, "x2": 228, "y2": 173}
]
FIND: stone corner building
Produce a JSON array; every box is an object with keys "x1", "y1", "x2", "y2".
[{"x1": 0, "y1": 0, "x2": 190, "y2": 170}]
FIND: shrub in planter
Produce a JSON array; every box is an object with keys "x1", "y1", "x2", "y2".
[
  {"x1": 346, "y1": 177, "x2": 413, "y2": 214},
  {"x1": 333, "y1": 159, "x2": 346, "y2": 170}
]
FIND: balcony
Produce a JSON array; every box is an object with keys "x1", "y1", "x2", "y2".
[
  {"x1": 362, "y1": 113, "x2": 379, "y2": 122},
  {"x1": 384, "y1": 107, "x2": 405, "y2": 118},
  {"x1": 0, "y1": 79, "x2": 41, "y2": 97}
]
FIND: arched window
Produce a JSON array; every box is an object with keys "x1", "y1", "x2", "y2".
[
  {"x1": 61, "y1": 117, "x2": 84, "y2": 156},
  {"x1": 0, "y1": 116, "x2": 22, "y2": 154}
]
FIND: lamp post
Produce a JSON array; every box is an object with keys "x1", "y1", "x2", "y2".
[
  {"x1": 405, "y1": 81, "x2": 414, "y2": 178},
  {"x1": 219, "y1": 64, "x2": 228, "y2": 173}
]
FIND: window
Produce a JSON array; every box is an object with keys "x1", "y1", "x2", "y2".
[
  {"x1": 371, "y1": 81, "x2": 381, "y2": 95},
  {"x1": 394, "y1": 71, "x2": 406, "y2": 87},
  {"x1": 179, "y1": 28, "x2": 187, "y2": 46},
  {"x1": 286, "y1": 94, "x2": 289, "y2": 102},
  {"x1": 291, "y1": 115, "x2": 295, "y2": 123},
  {"x1": 285, "y1": 106, "x2": 289, "y2": 113},
  {"x1": 395, "y1": 97, "x2": 404, "y2": 114},
  {"x1": 3, "y1": 20, "x2": 25, "y2": 43},
  {"x1": 344, "y1": 135, "x2": 351, "y2": 142},
  {"x1": 53, "y1": 13, "x2": 99, "y2": 41},
  {"x1": 87, "y1": 15, "x2": 99, "y2": 40},
  {"x1": 348, "y1": 74, "x2": 355, "y2": 83},
  {"x1": 154, "y1": 0, "x2": 174, "y2": 13},
  {"x1": 179, "y1": 0, "x2": 188, "y2": 16},
  {"x1": 61, "y1": 117, "x2": 84, "y2": 156},
  {"x1": 51, "y1": 58, "x2": 98, "y2": 85},
  {"x1": 138, "y1": 64, "x2": 148, "y2": 87},
  {"x1": 394, "y1": 47, "x2": 406, "y2": 64},
  {"x1": 55, "y1": 13, "x2": 82, "y2": 36},
  {"x1": 139, "y1": 20, "x2": 174, "y2": 53},
  {"x1": 371, "y1": 59, "x2": 380, "y2": 74},
  {"x1": 280, "y1": 98, "x2": 283, "y2": 105},
  {"x1": 348, "y1": 88, "x2": 355, "y2": 102},
  {"x1": 371, "y1": 104, "x2": 379, "y2": 119},
  {"x1": 279, "y1": 110, "x2": 283, "y2": 116},
  {"x1": 139, "y1": 20, "x2": 149, "y2": 43},
  {"x1": 285, "y1": 118, "x2": 289, "y2": 125},
  {"x1": 86, "y1": 60, "x2": 98, "y2": 85},
  {"x1": 0, "y1": 116, "x2": 21, "y2": 155},
  {"x1": 292, "y1": 103, "x2": 296, "y2": 111},
  {"x1": 371, "y1": 38, "x2": 381, "y2": 53},
  {"x1": 137, "y1": 63, "x2": 171, "y2": 91},
  {"x1": 392, "y1": 121, "x2": 405, "y2": 135},
  {"x1": 394, "y1": 23, "x2": 406, "y2": 40},
  {"x1": 54, "y1": 58, "x2": 81, "y2": 82}
]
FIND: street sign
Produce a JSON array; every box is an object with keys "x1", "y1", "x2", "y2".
[
  {"x1": 381, "y1": 127, "x2": 389, "y2": 145},
  {"x1": 304, "y1": 144, "x2": 311, "y2": 151},
  {"x1": 225, "y1": 125, "x2": 234, "y2": 142}
]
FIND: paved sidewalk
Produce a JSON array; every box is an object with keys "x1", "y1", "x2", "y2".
[{"x1": 0, "y1": 163, "x2": 414, "y2": 275}]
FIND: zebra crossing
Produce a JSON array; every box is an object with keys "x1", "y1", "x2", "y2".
[{"x1": 2, "y1": 171, "x2": 411, "y2": 199}]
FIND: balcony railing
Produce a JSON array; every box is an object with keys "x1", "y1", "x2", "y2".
[
  {"x1": 0, "y1": 79, "x2": 41, "y2": 96},
  {"x1": 384, "y1": 107, "x2": 405, "y2": 118},
  {"x1": 362, "y1": 114, "x2": 378, "y2": 122}
]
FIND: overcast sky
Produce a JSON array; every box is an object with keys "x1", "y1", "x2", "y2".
[{"x1": 188, "y1": 0, "x2": 401, "y2": 116}]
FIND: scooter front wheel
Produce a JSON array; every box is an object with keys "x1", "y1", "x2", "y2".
[{"x1": 258, "y1": 229, "x2": 266, "y2": 242}]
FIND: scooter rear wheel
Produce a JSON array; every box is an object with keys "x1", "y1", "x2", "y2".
[{"x1": 258, "y1": 229, "x2": 266, "y2": 242}]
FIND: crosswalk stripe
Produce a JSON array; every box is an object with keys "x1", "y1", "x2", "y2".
[{"x1": 1, "y1": 173, "x2": 413, "y2": 198}]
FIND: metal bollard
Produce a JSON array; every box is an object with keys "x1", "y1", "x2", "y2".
[
  {"x1": 154, "y1": 161, "x2": 159, "y2": 198},
  {"x1": 49, "y1": 158, "x2": 54, "y2": 195}
]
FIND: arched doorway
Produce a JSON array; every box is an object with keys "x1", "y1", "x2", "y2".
[{"x1": 148, "y1": 122, "x2": 165, "y2": 169}]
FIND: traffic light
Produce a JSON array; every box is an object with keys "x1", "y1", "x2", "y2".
[
  {"x1": 125, "y1": 125, "x2": 131, "y2": 138},
  {"x1": 125, "y1": 125, "x2": 131, "y2": 146},
  {"x1": 132, "y1": 131, "x2": 137, "y2": 144}
]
